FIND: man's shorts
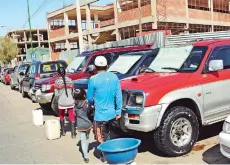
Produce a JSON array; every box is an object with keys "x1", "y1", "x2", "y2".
[{"x1": 93, "y1": 119, "x2": 114, "y2": 143}]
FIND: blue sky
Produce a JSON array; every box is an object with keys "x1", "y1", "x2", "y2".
[{"x1": 0, "y1": 0, "x2": 113, "y2": 36}]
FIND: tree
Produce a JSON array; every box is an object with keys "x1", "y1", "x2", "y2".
[{"x1": 0, "y1": 37, "x2": 18, "y2": 64}]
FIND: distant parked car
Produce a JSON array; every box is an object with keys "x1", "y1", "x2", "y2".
[
  {"x1": 219, "y1": 115, "x2": 230, "y2": 159},
  {"x1": 10, "y1": 63, "x2": 30, "y2": 91},
  {"x1": 3, "y1": 68, "x2": 14, "y2": 85},
  {"x1": 20, "y1": 60, "x2": 67, "y2": 102},
  {"x1": 0, "y1": 68, "x2": 7, "y2": 82}
]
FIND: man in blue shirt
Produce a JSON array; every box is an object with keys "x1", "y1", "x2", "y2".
[{"x1": 87, "y1": 56, "x2": 122, "y2": 162}]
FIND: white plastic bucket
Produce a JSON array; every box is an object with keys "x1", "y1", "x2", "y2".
[
  {"x1": 45, "y1": 119, "x2": 60, "y2": 140},
  {"x1": 32, "y1": 109, "x2": 44, "y2": 126}
]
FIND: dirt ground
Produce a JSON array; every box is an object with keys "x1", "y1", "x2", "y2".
[{"x1": 0, "y1": 83, "x2": 229, "y2": 164}]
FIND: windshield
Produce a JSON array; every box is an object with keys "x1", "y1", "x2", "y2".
[
  {"x1": 66, "y1": 56, "x2": 88, "y2": 73},
  {"x1": 107, "y1": 54, "x2": 142, "y2": 74},
  {"x1": 20, "y1": 64, "x2": 29, "y2": 71},
  {"x1": 180, "y1": 46, "x2": 208, "y2": 72},
  {"x1": 148, "y1": 45, "x2": 207, "y2": 73}
]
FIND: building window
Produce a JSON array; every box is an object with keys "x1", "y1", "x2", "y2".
[
  {"x1": 188, "y1": 0, "x2": 210, "y2": 11},
  {"x1": 213, "y1": 0, "x2": 230, "y2": 13}
]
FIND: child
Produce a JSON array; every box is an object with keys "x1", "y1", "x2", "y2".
[
  {"x1": 74, "y1": 88, "x2": 93, "y2": 163},
  {"x1": 54, "y1": 67, "x2": 76, "y2": 139}
]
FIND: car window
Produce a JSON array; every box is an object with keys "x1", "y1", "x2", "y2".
[
  {"x1": 8, "y1": 70, "x2": 13, "y2": 74},
  {"x1": 19, "y1": 64, "x2": 30, "y2": 71},
  {"x1": 30, "y1": 65, "x2": 36, "y2": 74},
  {"x1": 40, "y1": 62, "x2": 65, "y2": 74},
  {"x1": 206, "y1": 47, "x2": 230, "y2": 70},
  {"x1": 25, "y1": 66, "x2": 30, "y2": 76},
  {"x1": 180, "y1": 46, "x2": 208, "y2": 72}
]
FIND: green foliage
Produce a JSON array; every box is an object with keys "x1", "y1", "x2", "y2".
[{"x1": 0, "y1": 37, "x2": 18, "y2": 64}]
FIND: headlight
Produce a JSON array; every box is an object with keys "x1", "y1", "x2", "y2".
[
  {"x1": 127, "y1": 93, "x2": 144, "y2": 107},
  {"x1": 136, "y1": 95, "x2": 144, "y2": 104},
  {"x1": 41, "y1": 84, "x2": 51, "y2": 92},
  {"x1": 223, "y1": 121, "x2": 230, "y2": 134}
]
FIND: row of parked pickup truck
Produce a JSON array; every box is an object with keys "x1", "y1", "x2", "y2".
[{"x1": 3, "y1": 38, "x2": 230, "y2": 158}]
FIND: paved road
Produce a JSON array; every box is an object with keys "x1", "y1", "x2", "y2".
[{"x1": 0, "y1": 83, "x2": 230, "y2": 164}]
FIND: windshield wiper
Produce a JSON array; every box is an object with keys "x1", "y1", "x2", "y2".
[{"x1": 161, "y1": 67, "x2": 181, "y2": 72}]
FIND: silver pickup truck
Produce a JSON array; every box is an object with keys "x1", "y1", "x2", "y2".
[{"x1": 10, "y1": 63, "x2": 31, "y2": 91}]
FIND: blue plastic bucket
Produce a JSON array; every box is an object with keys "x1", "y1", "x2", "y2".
[{"x1": 97, "y1": 138, "x2": 141, "y2": 164}]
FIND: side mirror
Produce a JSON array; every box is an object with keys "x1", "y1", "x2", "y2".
[
  {"x1": 87, "y1": 65, "x2": 95, "y2": 74},
  {"x1": 208, "y1": 60, "x2": 223, "y2": 71},
  {"x1": 19, "y1": 72, "x2": 24, "y2": 76}
]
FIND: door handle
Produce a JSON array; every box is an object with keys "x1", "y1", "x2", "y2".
[{"x1": 206, "y1": 92, "x2": 211, "y2": 95}]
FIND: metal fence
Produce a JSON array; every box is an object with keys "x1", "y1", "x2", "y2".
[
  {"x1": 165, "y1": 30, "x2": 230, "y2": 46},
  {"x1": 84, "y1": 32, "x2": 165, "y2": 51},
  {"x1": 55, "y1": 30, "x2": 230, "y2": 63}
]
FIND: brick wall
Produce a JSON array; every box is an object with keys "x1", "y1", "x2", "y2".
[
  {"x1": 118, "y1": 5, "x2": 151, "y2": 23},
  {"x1": 100, "y1": 19, "x2": 115, "y2": 27},
  {"x1": 51, "y1": 52, "x2": 60, "y2": 61},
  {"x1": 214, "y1": 12, "x2": 230, "y2": 22},
  {"x1": 189, "y1": 9, "x2": 212, "y2": 20},
  {"x1": 163, "y1": 0, "x2": 187, "y2": 19},
  {"x1": 49, "y1": 27, "x2": 65, "y2": 39}
]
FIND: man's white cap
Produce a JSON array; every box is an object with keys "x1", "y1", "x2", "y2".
[{"x1": 94, "y1": 56, "x2": 107, "y2": 67}]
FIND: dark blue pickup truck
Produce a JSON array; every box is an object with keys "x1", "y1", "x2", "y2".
[{"x1": 74, "y1": 48, "x2": 159, "y2": 90}]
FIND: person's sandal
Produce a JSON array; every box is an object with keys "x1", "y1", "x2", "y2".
[
  {"x1": 100, "y1": 156, "x2": 106, "y2": 163},
  {"x1": 84, "y1": 158, "x2": 89, "y2": 163}
]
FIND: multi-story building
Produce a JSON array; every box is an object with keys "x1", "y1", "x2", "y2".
[
  {"x1": 47, "y1": 0, "x2": 230, "y2": 60},
  {"x1": 6, "y1": 29, "x2": 49, "y2": 62}
]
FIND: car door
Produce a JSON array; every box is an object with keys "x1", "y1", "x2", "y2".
[
  {"x1": 28, "y1": 64, "x2": 37, "y2": 91},
  {"x1": 202, "y1": 45, "x2": 230, "y2": 121},
  {"x1": 11, "y1": 66, "x2": 18, "y2": 85},
  {"x1": 23, "y1": 65, "x2": 32, "y2": 93}
]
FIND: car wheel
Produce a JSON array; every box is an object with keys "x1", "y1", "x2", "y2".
[
  {"x1": 153, "y1": 106, "x2": 199, "y2": 157},
  {"x1": 51, "y1": 96, "x2": 59, "y2": 116},
  {"x1": 10, "y1": 81, "x2": 15, "y2": 90},
  {"x1": 19, "y1": 83, "x2": 22, "y2": 93},
  {"x1": 39, "y1": 103, "x2": 51, "y2": 110},
  {"x1": 21, "y1": 87, "x2": 27, "y2": 98}
]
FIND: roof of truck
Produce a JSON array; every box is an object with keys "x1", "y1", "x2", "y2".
[{"x1": 194, "y1": 38, "x2": 230, "y2": 46}]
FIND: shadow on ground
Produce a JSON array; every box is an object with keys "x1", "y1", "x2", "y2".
[
  {"x1": 202, "y1": 144, "x2": 230, "y2": 164},
  {"x1": 110, "y1": 121, "x2": 226, "y2": 158}
]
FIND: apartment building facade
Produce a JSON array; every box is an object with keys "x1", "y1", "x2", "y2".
[
  {"x1": 6, "y1": 29, "x2": 49, "y2": 62},
  {"x1": 47, "y1": 0, "x2": 230, "y2": 60}
]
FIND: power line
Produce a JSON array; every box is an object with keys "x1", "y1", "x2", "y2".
[{"x1": 21, "y1": 0, "x2": 54, "y2": 29}]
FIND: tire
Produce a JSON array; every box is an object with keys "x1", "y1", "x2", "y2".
[
  {"x1": 19, "y1": 83, "x2": 22, "y2": 93},
  {"x1": 21, "y1": 86, "x2": 27, "y2": 98},
  {"x1": 153, "y1": 106, "x2": 199, "y2": 157},
  {"x1": 10, "y1": 81, "x2": 15, "y2": 90},
  {"x1": 51, "y1": 96, "x2": 59, "y2": 116},
  {"x1": 39, "y1": 103, "x2": 51, "y2": 110}
]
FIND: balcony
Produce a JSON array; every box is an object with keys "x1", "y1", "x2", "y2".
[
  {"x1": 118, "y1": 5, "x2": 151, "y2": 23},
  {"x1": 214, "y1": 12, "x2": 230, "y2": 22},
  {"x1": 49, "y1": 27, "x2": 65, "y2": 39},
  {"x1": 100, "y1": 19, "x2": 115, "y2": 28},
  {"x1": 189, "y1": 9, "x2": 212, "y2": 20}
]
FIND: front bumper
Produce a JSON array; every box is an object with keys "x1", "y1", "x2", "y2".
[
  {"x1": 35, "y1": 89, "x2": 53, "y2": 104},
  {"x1": 219, "y1": 131, "x2": 230, "y2": 159},
  {"x1": 120, "y1": 105, "x2": 162, "y2": 132}
]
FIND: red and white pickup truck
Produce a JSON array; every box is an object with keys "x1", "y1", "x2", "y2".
[{"x1": 120, "y1": 39, "x2": 230, "y2": 157}]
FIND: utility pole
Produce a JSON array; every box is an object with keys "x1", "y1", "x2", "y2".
[
  {"x1": 138, "y1": 0, "x2": 142, "y2": 36},
  {"x1": 26, "y1": 0, "x2": 33, "y2": 59}
]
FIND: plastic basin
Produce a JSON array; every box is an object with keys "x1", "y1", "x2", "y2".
[{"x1": 97, "y1": 138, "x2": 141, "y2": 164}]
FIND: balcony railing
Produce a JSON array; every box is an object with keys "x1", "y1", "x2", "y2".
[{"x1": 100, "y1": 19, "x2": 115, "y2": 27}]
